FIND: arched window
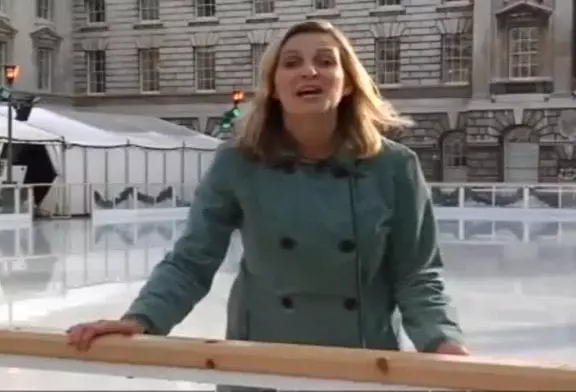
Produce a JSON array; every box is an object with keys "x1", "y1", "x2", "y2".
[{"x1": 442, "y1": 131, "x2": 467, "y2": 182}]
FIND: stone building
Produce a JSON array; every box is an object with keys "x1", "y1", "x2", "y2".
[
  {"x1": 2, "y1": 0, "x2": 576, "y2": 183},
  {"x1": 0, "y1": 0, "x2": 74, "y2": 100}
]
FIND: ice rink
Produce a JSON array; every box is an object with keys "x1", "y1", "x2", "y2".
[{"x1": 1, "y1": 214, "x2": 575, "y2": 389}]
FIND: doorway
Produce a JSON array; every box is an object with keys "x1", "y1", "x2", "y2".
[
  {"x1": 502, "y1": 126, "x2": 539, "y2": 183},
  {"x1": 0, "y1": 143, "x2": 57, "y2": 206},
  {"x1": 442, "y1": 131, "x2": 468, "y2": 182}
]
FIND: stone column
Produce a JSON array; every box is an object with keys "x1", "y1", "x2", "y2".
[
  {"x1": 471, "y1": 0, "x2": 493, "y2": 98},
  {"x1": 552, "y1": 1, "x2": 574, "y2": 96}
]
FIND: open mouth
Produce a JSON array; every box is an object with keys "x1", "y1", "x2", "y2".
[{"x1": 296, "y1": 86, "x2": 323, "y2": 97}]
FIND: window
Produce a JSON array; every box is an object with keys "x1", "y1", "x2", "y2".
[
  {"x1": 375, "y1": 37, "x2": 400, "y2": 85},
  {"x1": 86, "y1": 50, "x2": 106, "y2": 94},
  {"x1": 441, "y1": 33, "x2": 471, "y2": 84},
  {"x1": 139, "y1": 48, "x2": 160, "y2": 92},
  {"x1": 195, "y1": 47, "x2": 215, "y2": 91},
  {"x1": 508, "y1": 26, "x2": 539, "y2": 79},
  {"x1": 162, "y1": 117, "x2": 200, "y2": 131},
  {"x1": 196, "y1": 0, "x2": 215, "y2": 17},
  {"x1": 443, "y1": 133, "x2": 466, "y2": 168},
  {"x1": 315, "y1": 0, "x2": 335, "y2": 9},
  {"x1": 442, "y1": 131, "x2": 467, "y2": 182},
  {"x1": 251, "y1": 43, "x2": 267, "y2": 86},
  {"x1": 36, "y1": 48, "x2": 52, "y2": 91},
  {"x1": 139, "y1": 0, "x2": 159, "y2": 21},
  {"x1": 206, "y1": 117, "x2": 223, "y2": 135},
  {"x1": 378, "y1": 0, "x2": 401, "y2": 5},
  {"x1": 36, "y1": 0, "x2": 53, "y2": 20},
  {"x1": 86, "y1": 0, "x2": 106, "y2": 24},
  {"x1": 253, "y1": 0, "x2": 274, "y2": 14}
]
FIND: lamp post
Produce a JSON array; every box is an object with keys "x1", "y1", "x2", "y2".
[
  {"x1": 232, "y1": 89, "x2": 244, "y2": 108},
  {"x1": 4, "y1": 64, "x2": 19, "y2": 184}
]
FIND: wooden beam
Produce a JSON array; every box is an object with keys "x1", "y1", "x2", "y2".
[{"x1": 1, "y1": 327, "x2": 575, "y2": 390}]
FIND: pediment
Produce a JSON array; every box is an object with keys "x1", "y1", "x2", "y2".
[
  {"x1": 496, "y1": 0, "x2": 552, "y2": 21},
  {"x1": 30, "y1": 26, "x2": 62, "y2": 47},
  {"x1": 0, "y1": 19, "x2": 17, "y2": 37}
]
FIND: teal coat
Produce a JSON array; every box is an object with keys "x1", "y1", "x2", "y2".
[{"x1": 123, "y1": 138, "x2": 463, "y2": 353}]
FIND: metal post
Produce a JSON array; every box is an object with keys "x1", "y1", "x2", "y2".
[
  {"x1": 1, "y1": 65, "x2": 20, "y2": 213},
  {"x1": 6, "y1": 83, "x2": 12, "y2": 183}
]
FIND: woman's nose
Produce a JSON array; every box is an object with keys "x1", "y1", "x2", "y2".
[{"x1": 299, "y1": 63, "x2": 319, "y2": 78}]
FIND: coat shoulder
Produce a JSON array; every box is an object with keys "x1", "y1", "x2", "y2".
[
  {"x1": 371, "y1": 137, "x2": 420, "y2": 171},
  {"x1": 208, "y1": 141, "x2": 248, "y2": 176},
  {"x1": 212, "y1": 140, "x2": 243, "y2": 162}
]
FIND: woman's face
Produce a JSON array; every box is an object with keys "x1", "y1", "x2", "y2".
[{"x1": 273, "y1": 32, "x2": 351, "y2": 115}]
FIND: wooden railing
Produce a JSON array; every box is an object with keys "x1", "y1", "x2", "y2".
[{"x1": 0, "y1": 327, "x2": 575, "y2": 390}]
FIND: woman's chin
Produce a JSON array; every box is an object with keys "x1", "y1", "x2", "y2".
[{"x1": 288, "y1": 102, "x2": 334, "y2": 114}]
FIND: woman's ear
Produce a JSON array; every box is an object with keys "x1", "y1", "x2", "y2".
[{"x1": 342, "y1": 79, "x2": 353, "y2": 97}]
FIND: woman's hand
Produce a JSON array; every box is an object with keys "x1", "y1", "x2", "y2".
[
  {"x1": 66, "y1": 319, "x2": 144, "y2": 351},
  {"x1": 435, "y1": 341, "x2": 470, "y2": 356}
]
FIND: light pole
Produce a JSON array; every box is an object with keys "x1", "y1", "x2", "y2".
[{"x1": 4, "y1": 64, "x2": 19, "y2": 184}]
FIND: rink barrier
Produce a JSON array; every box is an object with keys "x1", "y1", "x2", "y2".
[
  {"x1": 0, "y1": 327, "x2": 576, "y2": 390},
  {"x1": 0, "y1": 184, "x2": 33, "y2": 226},
  {"x1": 1, "y1": 182, "x2": 576, "y2": 223}
]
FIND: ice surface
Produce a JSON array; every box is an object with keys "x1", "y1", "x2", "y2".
[{"x1": 0, "y1": 215, "x2": 575, "y2": 389}]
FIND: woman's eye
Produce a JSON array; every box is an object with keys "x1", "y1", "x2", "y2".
[{"x1": 280, "y1": 58, "x2": 300, "y2": 68}]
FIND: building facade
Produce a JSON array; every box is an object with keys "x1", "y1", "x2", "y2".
[
  {"x1": 0, "y1": 0, "x2": 74, "y2": 101},
  {"x1": 2, "y1": 0, "x2": 576, "y2": 183}
]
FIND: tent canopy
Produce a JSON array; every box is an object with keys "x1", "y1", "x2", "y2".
[
  {"x1": 0, "y1": 105, "x2": 221, "y2": 150},
  {"x1": 0, "y1": 109, "x2": 61, "y2": 144}
]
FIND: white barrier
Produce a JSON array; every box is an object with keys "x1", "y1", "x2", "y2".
[
  {"x1": 1, "y1": 182, "x2": 576, "y2": 224},
  {"x1": 0, "y1": 186, "x2": 33, "y2": 227},
  {"x1": 91, "y1": 207, "x2": 188, "y2": 225}
]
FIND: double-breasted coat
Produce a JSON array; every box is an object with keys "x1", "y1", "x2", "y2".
[{"x1": 123, "y1": 138, "x2": 463, "y2": 382}]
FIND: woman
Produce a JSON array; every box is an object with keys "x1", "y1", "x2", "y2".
[{"x1": 68, "y1": 19, "x2": 468, "y2": 370}]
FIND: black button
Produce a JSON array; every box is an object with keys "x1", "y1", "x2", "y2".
[
  {"x1": 338, "y1": 239, "x2": 356, "y2": 253},
  {"x1": 279, "y1": 236, "x2": 296, "y2": 250},
  {"x1": 331, "y1": 166, "x2": 349, "y2": 178},
  {"x1": 313, "y1": 160, "x2": 328, "y2": 171},
  {"x1": 343, "y1": 298, "x2": 358, "y2": 311},
  {"x1": 281, "y1": 296, "x2": 293, "y2": 309},
  {"x1": 273, "y1": 160, "x2": 295, "y2": 173}
]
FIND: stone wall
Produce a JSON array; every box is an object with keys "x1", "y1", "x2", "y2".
[{"x1": 407, "y1": 107, "x2": 576, "y2": 183}]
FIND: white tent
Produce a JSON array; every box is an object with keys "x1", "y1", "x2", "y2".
[{"x1": 0, "y1": 106, "x2": 221, "y2": 216}]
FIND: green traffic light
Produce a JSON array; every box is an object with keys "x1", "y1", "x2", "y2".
[
  {"x1": 221, "y1": 122, "x2": 231, "y2": 129},
  {"x1": 0, "y1": 86, "x2": 11, "y2": 100},
  {"x1": 231, "y1": 108, "x2": 240, "y2": 117}
]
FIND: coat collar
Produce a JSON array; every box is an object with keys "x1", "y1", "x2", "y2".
[{"x1": 272, "y1": 145, "x2": 359, "y2": 174}]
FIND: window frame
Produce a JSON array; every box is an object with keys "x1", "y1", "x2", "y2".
[
  {"x1": 36, "y1": 47, "x2": 53, "y2": 91},
  {"x1": 441, "y1": 32, "x2": 472, "y2": 84},
  {"x1": 139, "y1": 48, "x2": 160, "y2": 93},
  {"x1": 138, "y1": 0, "x2": 160, "y2": 21},
  {"x1": 375, "y1": 36, "x2": 401, "y2": 85},
  {"x1": 194, "y1": 46, "x2": 216, "y2": 91},
  {"x1": 86, "y1": 50, "x2": 106, "y2": 94}
]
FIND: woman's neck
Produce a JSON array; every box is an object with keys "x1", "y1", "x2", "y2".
[{"x1": 283, "y1": 113, "x2": 337, "y2": 160}]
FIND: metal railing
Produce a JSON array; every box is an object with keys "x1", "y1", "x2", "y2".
[
  {"x1": 430, "y1": 182, "x2": 576, "y2": 209},
  {"x1": 0, "y1": 184, "x2": 33, "y2": 216}
]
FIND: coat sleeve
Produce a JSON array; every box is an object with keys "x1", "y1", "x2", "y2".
[
  {"x1": 122, "y1": 145, "x2": 242, "y2": 335},
  {"x1": 387, "y1": 147, "x2": 464, "y2": 352}
]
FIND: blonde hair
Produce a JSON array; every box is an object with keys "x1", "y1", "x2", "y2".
[{"x1": 235, "y1": 20, "x2": 411, "y2": 161}]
